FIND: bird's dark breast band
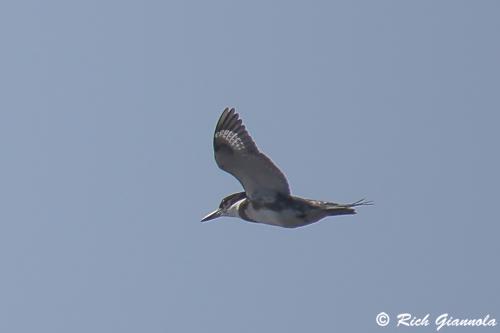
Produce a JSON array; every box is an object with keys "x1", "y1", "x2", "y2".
[{"x1": 237, "y1": 199, "x2": 257, "y2": 222}]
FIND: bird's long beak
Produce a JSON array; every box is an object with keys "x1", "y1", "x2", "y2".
[{"x1": 201, "y1": 209, "x2": 222, "y2": 222}]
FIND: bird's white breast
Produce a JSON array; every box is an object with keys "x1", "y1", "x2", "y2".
[{"x1": 245, "y1": 205, "x2": 302, "y2": 227}]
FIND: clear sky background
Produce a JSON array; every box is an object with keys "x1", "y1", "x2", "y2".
[{"x1": 1, "y1": 1, "x2": 499, "y2": 332}]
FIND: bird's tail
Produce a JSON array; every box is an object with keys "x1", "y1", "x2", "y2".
[{"x1": 325, "y1": 198, "x2": 373, "y2": 216}]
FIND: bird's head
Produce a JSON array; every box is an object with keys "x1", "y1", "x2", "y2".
[{"x1": 201, "y1": 191, "x2": 246, "y2": 222}]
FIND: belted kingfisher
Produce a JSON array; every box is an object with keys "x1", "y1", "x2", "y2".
[{"x1": 201, "y1": 108, "x2": 371, "y2": 228}]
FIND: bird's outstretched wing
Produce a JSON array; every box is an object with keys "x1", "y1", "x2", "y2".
[{"x1": 213, "y1": 108, "x2": 290, "y2": 202}]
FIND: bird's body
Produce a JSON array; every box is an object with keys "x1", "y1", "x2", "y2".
[
  {"x1": 202, "y1": 108, "x2": 371, "y2": 228},
  {"x1": 224, "y1": 193, "x2": 363, "y2": 228}
]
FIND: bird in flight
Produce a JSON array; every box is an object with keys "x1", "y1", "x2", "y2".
[{"x1": 201, "y1": 108, "x2": 371, "y2": 228}]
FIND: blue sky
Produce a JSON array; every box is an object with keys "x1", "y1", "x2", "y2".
[{"x1": 1, "y1": 1, "x2": 499, "y2": 332}]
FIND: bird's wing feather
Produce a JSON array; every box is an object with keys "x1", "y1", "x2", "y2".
[{"x1": 213, "y1": 108, "x2": 290, "y2": 202}]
